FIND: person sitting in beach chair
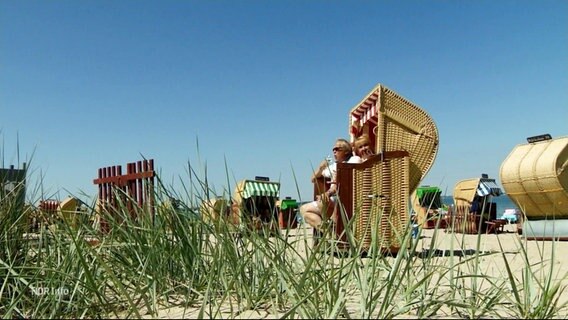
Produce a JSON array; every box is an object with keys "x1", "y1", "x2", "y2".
[
  {"x1": 352, "y1": 134, "x2": 375, "y2": 163},
  {"x1": 470, "y1": 197, "x2": 481, "y2": 215},
  {"x1": 299, "y1": 138, "x2": 361, "y2": 230}
]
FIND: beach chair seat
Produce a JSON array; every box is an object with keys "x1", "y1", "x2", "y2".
[{"x1": 334, "y1": 151, "x2": 410, "y2": 253}]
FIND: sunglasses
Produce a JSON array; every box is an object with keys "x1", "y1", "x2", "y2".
[{"x1": 332, "y1": 147, "x2": 343, "y2": 152}]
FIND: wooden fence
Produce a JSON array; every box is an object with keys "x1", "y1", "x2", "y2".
[{"x1": 93, "y1": 159, "x2": 156, "y2": 232}]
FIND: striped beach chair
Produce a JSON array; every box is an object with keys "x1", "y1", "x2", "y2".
[
  {"x1": 449, "y1": 175, "x2": 503, "y2": 234},
  {"x1": 231, "y1": 178, "x2": 281, "y2": 232}
]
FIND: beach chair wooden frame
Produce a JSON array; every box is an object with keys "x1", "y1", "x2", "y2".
[
  {"x1": 93, "y1": 159, "x2": 156, "y2": 233},
  {"x1": 485, "y1": 219, "x2": 507, "y2": 234}
]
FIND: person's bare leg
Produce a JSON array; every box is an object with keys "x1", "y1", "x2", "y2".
[
  {"x1": 329, "y1": 206, "x2": 338, "y2": 224},
  {"x1": 300, "y1": 201, "x2": 323, "y2": 229}
]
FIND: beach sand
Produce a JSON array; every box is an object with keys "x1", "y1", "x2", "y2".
[{"x1": 140, "y1": 223, "x2": 568, "y2": 319}]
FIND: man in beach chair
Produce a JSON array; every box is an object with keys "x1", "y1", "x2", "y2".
[{"x1": 300, "y1": 138, "x2": 361, "y2": 231}]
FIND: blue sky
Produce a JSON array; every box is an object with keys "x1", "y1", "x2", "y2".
[{"x1": 1, "y1": 0, "x2": 567, "y2": 205}]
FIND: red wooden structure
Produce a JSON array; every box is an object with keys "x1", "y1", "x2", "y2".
[
  {"x1": 34, "y1": 199, "x2": 60, "y2": 231},
  {"x1": 93, "y1": 159, "x2": 156, "y2": 232},
  {"x1": 39, "y1": 199, "x2": 60, "y2": 214}
]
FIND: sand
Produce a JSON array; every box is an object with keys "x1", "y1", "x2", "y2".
[{"x1": 139, "y1": 223, "x2": 568, "y2": 319}]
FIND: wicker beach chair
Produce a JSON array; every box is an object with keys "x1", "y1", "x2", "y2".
[
  {"x1": 411, "y1": 185, "x2": 444, "y2": 229},
  {"x1": 449, "y1": 176, "x2": 502, "y2": 234},
  {"x1": 330, "y1": 84, "x2": 439, "y2": 253},
  {"x1": 200, "y1": 198, "x2": 231, "y2": 224},
  {"x1": 500, "y1": 135, "x2": 568, "y2": 240},
  {"x1": 59, "y1": 197, "x2": 79, "y2": 228},
  {"x1": 231, "y1": 178, "x2": 281, "y2": 232}
]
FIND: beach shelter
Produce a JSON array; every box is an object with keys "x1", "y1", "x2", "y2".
[
  {"x1": 276, "y1": 197, "x2": 298, "y2": 229},
  {"x1": 0, "y1": 164, "x2": 27, "y2": 212},
  {"x1": 0, "y1": 164, "x2": 27, "y2": 241},
  {"x1": 200, "y1": 197, "x2": 231, "y2": 223},
  {"x1": 322, "y1": 84, "x2": 439, "y2": 253},
  {"x1": 411, "y1": 185, "x2": 444, "y2": 229},
  {"x1": 59, "y1": 197, "x2": 80, "y2": 227},
  {"x1": 451, "y1": 175, "x2": 502, "y2": 234},
  {"x1": 231, "y1": 177, "x2": 280, "y2": 230},
  {"x1": 500, "y1": 134, "x2": 568, "y2": 239}
]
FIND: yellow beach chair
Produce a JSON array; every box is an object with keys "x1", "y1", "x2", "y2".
[
  {"x1": 500, "y1": 134, "x2": 568, "y2": 240},
  {"x1": 231, "y1": 177, "x2": 281, "y2": 233},
  {"x1": 449, "y1": 175, "x2": 503, "y2": 234}
]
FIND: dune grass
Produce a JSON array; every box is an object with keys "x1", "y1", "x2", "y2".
[{"x1": 1, "y1": 160, "x2": 568, "y2": 319}]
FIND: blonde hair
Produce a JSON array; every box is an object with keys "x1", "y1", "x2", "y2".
[
  {"x1": 353, "y1": 134, "x2": 371, "y2": 149},
  {"x1": 353, "y1": 134, "x2": 374, "y2": 158}
]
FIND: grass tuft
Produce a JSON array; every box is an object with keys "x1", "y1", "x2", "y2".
[{"x1": 1, "y1": 154, "x2": 567, "y2": 318}]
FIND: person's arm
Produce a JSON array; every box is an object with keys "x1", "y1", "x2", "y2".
[
  {"x1": 326, "y1": 182, "x2": 337, "y2": 197},
  {"x1": 311, "y1": 159, "x2": 332, "y2": 182},
  {"x1": 316, "y1": 180, "x2": 337, "y2": 202}
]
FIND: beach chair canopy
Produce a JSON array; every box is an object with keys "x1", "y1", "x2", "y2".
[
  {"x1": 500, "y1": 135, "x2": 568, "y2": 219},
  {"x1": 412, "y1": 185, "x2": 443, "y2": 210},
  {"x1": 349, "y1": 84, "x2": 439, "y2": 193},
  {"x1": 234, "y1": 180, "x2": 280, "y2": 199},
  {"x1": 453, "y1": 177, "x2": 502, "y2": 204},
  {"x1": 277, "y1": 198, "x2": 298, "y2": 210},
  {"x1": 232, "y1": 179, "x2": 281, "y2": 208}
]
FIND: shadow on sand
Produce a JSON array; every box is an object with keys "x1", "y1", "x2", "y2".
[
  {"x1": 415, "y1": 248, "x2": 480, "y2": 258},
  {"x1": 414, "y1": 248, "x2": 518, "y2": 259}
]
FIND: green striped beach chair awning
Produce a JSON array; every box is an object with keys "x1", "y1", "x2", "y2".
[{"x1": 241, "y1": 180, "x2": 280, "y2": 199}]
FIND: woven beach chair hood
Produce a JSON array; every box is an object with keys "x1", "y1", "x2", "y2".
[
  {"x1": 349, "y1": 84, "x2": 439, "y2": 193},
  {"x1": 500, "y1": 135, "x2": 568, "y2": 219}
]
